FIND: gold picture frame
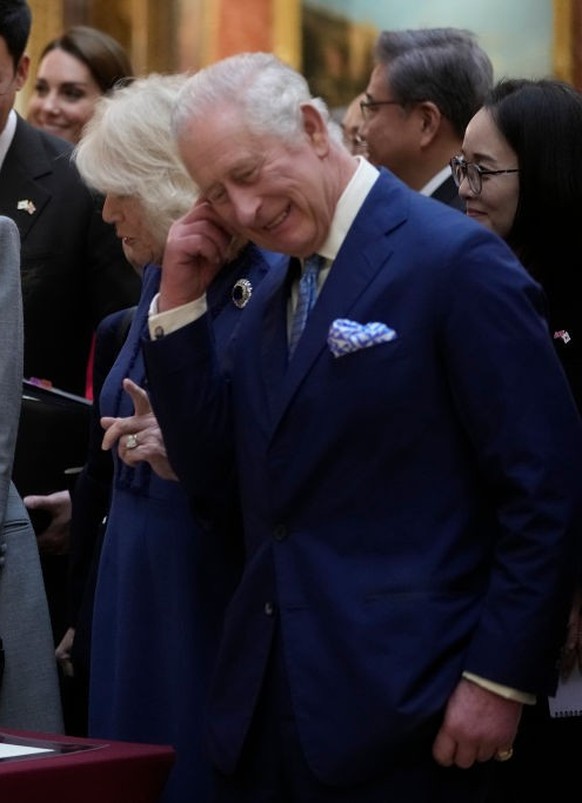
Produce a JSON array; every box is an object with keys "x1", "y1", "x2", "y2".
[
  {"x1": 553, "y1": 0, "x2": 582, "y2": 88},
  {"x1": 301, "y1": 5, "x2": 377, "y2": 109}
]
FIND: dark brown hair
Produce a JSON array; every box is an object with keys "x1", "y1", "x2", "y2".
[{"x1": 40, "y1": 25, "x2": 132, "y2": 94}]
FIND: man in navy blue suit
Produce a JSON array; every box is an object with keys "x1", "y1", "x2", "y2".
[{"x1": 111, "y1": 53, "x2": 582, "y2": 801}]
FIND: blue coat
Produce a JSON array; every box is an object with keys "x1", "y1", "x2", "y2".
[
  {"x1": 145, "y1": 169, "x2": 582, "y2": 789},
  {"x1": 89, "y1": 245, "x2": 285, "y2": 803}
]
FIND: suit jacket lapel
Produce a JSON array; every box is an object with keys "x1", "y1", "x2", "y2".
[
  {"x1": 268, "y1": 170, "x2": 408, "y2": 431},
  {"x1": 259, "y1": 257, "x2": 295, "y2": 418},
  {"x1": 0, "y1": 116, "x2": 55, "y2": 242}
]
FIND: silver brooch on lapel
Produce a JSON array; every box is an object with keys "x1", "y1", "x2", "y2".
[
  {"x1": 231, "y1": 278, "x2": 252, "y2": 308},
  {"x1": 17, "y1": 199, "x2": 36, "y2": 215}
]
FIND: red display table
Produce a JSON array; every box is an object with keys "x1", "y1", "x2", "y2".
[{"x1": 0, "y1": 728, "x2": 175, "y2": 802}]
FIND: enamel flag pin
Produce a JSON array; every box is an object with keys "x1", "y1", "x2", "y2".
[
  {"x1": 17, "y1": 199, "x2": 36, "y2": 215},
  {"x1": 554, "y1": 330, "x2": 572, "y2": 344}
]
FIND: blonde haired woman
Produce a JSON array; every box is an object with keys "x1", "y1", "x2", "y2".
[{"x1": 58, "y1": 72, "x2": 284, "y2": 802}]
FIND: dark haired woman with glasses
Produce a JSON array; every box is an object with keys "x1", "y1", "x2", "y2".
[
  {"x1": 449, "y1": 155, "x2": 519, "y2": 202},
  {"x1": 456, "y1": 76, "x2": 582, "y2": 803}
]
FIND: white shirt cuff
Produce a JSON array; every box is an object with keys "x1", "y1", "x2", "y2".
[
  {"x1": 148, "y1": 293, "x2": 208, "y2": 339},
  {"x1": 462, "y1": 671, "x2": 535, "y2": 705}
]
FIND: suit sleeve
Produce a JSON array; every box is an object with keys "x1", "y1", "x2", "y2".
[
  {"x1": 0, "y1": 216, "x2": 23, "y2": 528},
  {"x1": 441, "y1": 232, "x2": 582, "y2": 693}
]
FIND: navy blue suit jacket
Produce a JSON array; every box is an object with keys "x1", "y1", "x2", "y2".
[{"x1": 145, "y1": 169, "x2": 582, "y2": 786}]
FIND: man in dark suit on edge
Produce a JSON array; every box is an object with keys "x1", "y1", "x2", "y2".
[{"x1": 0, "y1": 0, "x2": 140, "y2": 396}]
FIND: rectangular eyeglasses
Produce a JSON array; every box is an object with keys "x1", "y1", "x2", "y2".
[
  {"x1": 359, "y1": 98, "x2": 401, "y2": 121},
  {"x1": 450, "y1": 155, "x2": 519, "y2": 196}
]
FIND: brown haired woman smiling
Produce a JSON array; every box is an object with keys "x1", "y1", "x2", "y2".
[{"x1": 27, "y1": 25, "x2": 132, "y2": 144}]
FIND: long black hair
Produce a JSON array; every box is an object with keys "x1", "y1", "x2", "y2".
[{"x1": 485, "y1": 78, "x2": 582, "y2": 289}]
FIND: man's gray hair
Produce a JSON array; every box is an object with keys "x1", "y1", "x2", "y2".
[
  {"x1": 172, "y1": 51, "x2": 343, "y2": 145},
  {"x1": 374, "y1": 28, "x2": 494, "y2": 138}
]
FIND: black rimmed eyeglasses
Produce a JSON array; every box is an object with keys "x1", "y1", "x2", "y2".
[
  {"x1": 450, "y1": 155, "x2": 519, "y2": 196},
  {"x1": 341, "y1": 132, "x2": 368, "y2": 155},
  {"x1": 359, "y1": 98, "x2": 401, "y2": 120}
]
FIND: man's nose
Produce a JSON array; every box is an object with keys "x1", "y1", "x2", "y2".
[{"x1": 229, "y1": 187, "x2": 261, "y2": 227}]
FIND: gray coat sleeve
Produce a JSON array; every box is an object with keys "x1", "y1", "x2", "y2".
[
  {"x1": 0, "y1": 215, "x2": 23, "y2": 528},
  {"x1": 0, "y1": 216, "x2": 64, "y2": 732}
]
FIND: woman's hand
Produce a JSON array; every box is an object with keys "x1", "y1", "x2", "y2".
[
  {"x1": 23, "y1": 489, "x2": 72, "y2": 555},
  {"x1": 55, "y1": 626, "x2": 76, "y2": 678},
  {"x1": 101, "y1": 378, "x2": 178, "y2": 481}
]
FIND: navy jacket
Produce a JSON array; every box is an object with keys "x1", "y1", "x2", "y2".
[{"x1": 145, "y1": 169, "x2": 582, "y2": 786}]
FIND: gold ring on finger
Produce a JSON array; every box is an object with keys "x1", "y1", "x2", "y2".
[
  {"x1": 126, "y1": 433, "x2": 139, "y2": 450},
  {"x1": 494, "y1": 747, "x2": 513, "y2": 762}
]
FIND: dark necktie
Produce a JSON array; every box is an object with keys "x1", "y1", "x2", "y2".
[{"x1": 288, "y1": 254, "x2": 324, "y2": 357}]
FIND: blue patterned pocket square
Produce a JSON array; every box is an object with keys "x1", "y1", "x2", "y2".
[{"x1": 327, "y1": 318, "x2": 398, "y2": 358}]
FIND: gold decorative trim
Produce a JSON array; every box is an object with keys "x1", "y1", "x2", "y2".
[
  {"x1": 553, "y1": 0, "x2": 573, "y2": 81},
  {"x1": 201, "y1": 0, "x2": 220, "y2": 66},
  {"x1": 273, "y1": 0, "x2": 301, "y2": 69}
]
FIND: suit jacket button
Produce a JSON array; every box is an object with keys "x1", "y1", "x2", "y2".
[
  {"x1": 264, "y1": 601, "x2": 275, "y2": 616},
  {"x1": 273, "y1": 524, "x2": 287, "y2": 541}
]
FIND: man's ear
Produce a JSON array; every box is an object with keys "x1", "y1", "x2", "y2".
[
  {"x1": 417, "y1": 101, "x2": 441, "y2": 147},
  {"x1": 15, "y1": 53, "x2": 30, "y2": 91},
  {"x1": 300, "y1": 102, "x2": 329, "y2": 155}
]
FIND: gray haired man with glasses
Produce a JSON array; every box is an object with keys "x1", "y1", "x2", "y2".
[{"x1": 361, "y1": 27, "x2": 493, "y2": 210}]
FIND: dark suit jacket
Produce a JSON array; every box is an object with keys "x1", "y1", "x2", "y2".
[
  {"x1": 431, "y1": 172, "x2": 464, "y2": 210},
  {"x1": 145, "y1": 170, "x2": 582, "y2": 788},
  {"x1": 69, "y1": 247, "x2": 285, "y2": 672},
  {"x1": 67, "y1": 306, "x2": 133, "y2": 657},
  {"x1": 0, "y1": 115, "x2": 141, "y2": 396}
]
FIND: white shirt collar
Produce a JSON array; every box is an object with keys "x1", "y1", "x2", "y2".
[
  {"x1": 0, "y1": 110, "x2": 18, "y2": 170},
  {"x1": 420, "y1": 163, "x2": 453, "y2": 197},
  {"x1": 318, "y1": 156, "x2": 379, "y2": 262}
]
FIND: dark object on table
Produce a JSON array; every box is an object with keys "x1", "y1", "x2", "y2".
[{"x1": 13, "y1": 380, "x2": 92, "y2": 502}]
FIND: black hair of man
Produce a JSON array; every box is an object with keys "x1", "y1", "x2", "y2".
[
  {"x1": 0, "y1": 0, "x2": 31, "y2": 69},
  {"x1": 374, "y1": 28, "x2": 493, "y2": 140}
]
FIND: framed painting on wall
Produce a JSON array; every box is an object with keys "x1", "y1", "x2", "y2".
[
  {"x1": 554, "y1": 0, "x2": 582, "y2": 89},
  {"x1": 301, "y1": 5, "x2": 377, "y2": 109}
]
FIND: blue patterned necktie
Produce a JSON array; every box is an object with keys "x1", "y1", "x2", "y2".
[{"x1": 288, "y1": 254, "x2": 324, "y2": 357}]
